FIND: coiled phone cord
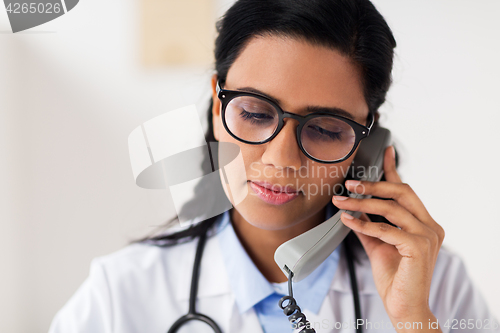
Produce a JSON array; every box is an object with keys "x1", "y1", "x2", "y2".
[
  {"x1": 278, "y1": 241, "x2": 363, "y2": 333},
  {"x1": 278, "y1": 270, "x2": 316, "y2": 333}
]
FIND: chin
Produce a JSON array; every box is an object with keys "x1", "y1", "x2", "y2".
[
  {"x1": 237, "y1": 211, "x2": 300, "y2": 231},
  {"x1": 232, "y1": 193, "x2": 307, "y2": 231}
]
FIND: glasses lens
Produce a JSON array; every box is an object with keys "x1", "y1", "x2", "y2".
[
  {"x1": 224, "y1": 96, "x2": 279, "y2": 142},
  {"x1": 301, "y1": 116, "x2": 356, "y2": 162}
]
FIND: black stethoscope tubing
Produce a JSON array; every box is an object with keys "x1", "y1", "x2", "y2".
[
  {"x1": 167, "y1": 221, "x2": 222, "y2": 333},
  {"x1": 167, "y1": 222, "x2": 362, "y2": 333}
]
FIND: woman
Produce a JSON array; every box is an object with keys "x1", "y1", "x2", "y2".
[{"x1": 49, "y1": 0, "x2": 499, "y2": 332}]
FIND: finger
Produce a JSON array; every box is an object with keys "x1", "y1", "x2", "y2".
[
  {"x1": 341, "y1": 211, "x2": 410, "y2": 247},
  {"x1": 353, "y1": 213, "x2": 385, "y2": 254},
  {"x1": 351, "y1": 229, "x2": 384, "y2": 258},
  {"x1": 341, "y1": 212, "x2": 441, "y2": 260},
  {"x1": 359, "y1": 212, "x2": 370, "y2": 222},
  {"x1": 344, "y1": 180, "x2": 435, "y2": 229},
  {"x1": 334, "y1": 196, "x2": 429, "y2": 235},
  {"x1": 384, "y1": 146, "x2": 402, "y2": 183}
]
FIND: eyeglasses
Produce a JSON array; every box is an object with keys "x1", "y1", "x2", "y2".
[{"x1": 216, "y1": 80, "x2": 374, "y2": 164}]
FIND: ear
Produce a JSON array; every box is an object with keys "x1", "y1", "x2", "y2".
[{"x1": 211, "y1": 74, "x2": 221, "y2": 141}]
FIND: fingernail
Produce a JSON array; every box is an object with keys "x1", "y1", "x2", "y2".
[
  {"x1": 391, "y1": 146, "x2": 396, "y2": 159},
  {"x1": 342, "y1": 212, "x2": 354, "y2": 220},
  {"x1": 333, "y1": 195, "x2": 348, "y2": 201},
  {"x1": 345, "y1": 180, "x2": 360, "y2": 187}
]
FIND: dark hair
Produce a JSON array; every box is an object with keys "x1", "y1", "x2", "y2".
[{"x1": 132, "y1": 0, "x2": 398, "y2": 248}]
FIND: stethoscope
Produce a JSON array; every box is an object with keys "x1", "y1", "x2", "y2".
[{"x1": 167, "y1": 218, "x2": 363, "y2": 333}]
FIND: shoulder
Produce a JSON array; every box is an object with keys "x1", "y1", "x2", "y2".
[
  {"x1": 432, "y1": 246, "x2": 467, "y2": 282},
  {"x1": 92, "y1": 240, "x2": 192, "y2": 271},
  {"x1": 89, "y1": 229, "x2": 227, "y2": 289},
  {"x1": 430, "y1": 245, "x2": 475, "y2": 300},
  {"x1": 429, "y1": 246, "x2": 500, "y2": 329},
  {"x1": 88, "y1": 237, "x2": 201, "y2": 288},
  {"x1": 49, "y1": 234, "x2": 228, "y2": 333}
]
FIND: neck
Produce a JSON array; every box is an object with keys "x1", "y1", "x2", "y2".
[{"x1": 230, "y1": 207, "x2": 326, "y2": 283}]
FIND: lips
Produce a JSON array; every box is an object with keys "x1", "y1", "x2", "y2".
[
  {"x1": 250, "y1": 181, "x2": 299, "y2": 193},
  {"x1": 248, "y1": 180, "x2": 300, "y2": 205}
]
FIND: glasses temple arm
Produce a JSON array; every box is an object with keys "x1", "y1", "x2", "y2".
[
  {"x1": 216, "y1": 80, "x2": 223, "y2": 96},
  {"x1": 366, "y1": 112, "x2": 375, "y2": 134}
]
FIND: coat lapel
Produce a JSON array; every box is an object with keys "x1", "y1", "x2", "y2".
[{"x1": 173, "y1": 230, "x2": 264, "y2": 333}]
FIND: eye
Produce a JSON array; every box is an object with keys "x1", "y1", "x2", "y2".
[
  {"x1": 239, "y1": 109, "x2": 275, "y2": 124},
  {"x1": 305, "y1": 124, "x2": 343, "y2": 141}
]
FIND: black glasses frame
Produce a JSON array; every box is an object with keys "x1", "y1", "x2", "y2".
[{"x1": 216, "y1": 80, "x2": 374, "y2": 164}]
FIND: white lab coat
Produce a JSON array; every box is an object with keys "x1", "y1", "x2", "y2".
[{"x1": 48, "y1": 229, "x2": 499, "y2": 333}]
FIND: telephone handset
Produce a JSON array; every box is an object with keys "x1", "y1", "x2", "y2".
[{"x1": 274, "y1": 126, "x2": 392, "y2": 282}]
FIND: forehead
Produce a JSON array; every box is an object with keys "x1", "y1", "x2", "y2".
[{"x1": 225, "y1": 35, "x2": 369, "y2": 123}]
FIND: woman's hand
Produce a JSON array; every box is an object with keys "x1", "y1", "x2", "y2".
[{"x1": 332, "y1": 146, "x2": 445, "y2": 332}]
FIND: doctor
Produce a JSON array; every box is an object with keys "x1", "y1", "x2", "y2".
[{"x1": 49, "y1": 0, "x2": 500, "y2": 332}]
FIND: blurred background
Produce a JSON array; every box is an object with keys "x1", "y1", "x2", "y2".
[{"x1": 1, "y1": 0, "x2": 499, "y2": 331}]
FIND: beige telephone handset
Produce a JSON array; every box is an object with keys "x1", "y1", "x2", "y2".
[{"x1": 274, "y1": 126, "x2": 391, "y2": 282}]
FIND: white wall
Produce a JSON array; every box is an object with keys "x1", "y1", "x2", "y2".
[
  {"x1": 0, "y1": 1, "x2": 498, "y2": 332},
  {"x1": 372, "y1": 0, "x2": 500, "y2": 319}
]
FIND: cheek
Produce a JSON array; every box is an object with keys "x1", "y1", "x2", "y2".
[
  {"x1": 217, "y1": 134, "x2": 268, "y2": 211},
  {"x1": 217, "y1": 129, "x2": 264, "y2": 190},
  {"x1": 218, "y1": 129, "x2": 264, "y2": 163}
]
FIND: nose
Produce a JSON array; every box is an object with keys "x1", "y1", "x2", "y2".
[{"x1": 261, "y1": 119, "x2": 303, "y2": 171}]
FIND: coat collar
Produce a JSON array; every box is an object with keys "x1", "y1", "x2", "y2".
[
  {"x1": 217, "y1": 209, "x2": 345, "y2": 315},
  {"x1": 174, "y1": 212, "x2": 378, "y2": 304}
]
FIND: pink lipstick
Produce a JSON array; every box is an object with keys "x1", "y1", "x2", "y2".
[{"x1": 249, "y1": 181, "x2": 300, "y2": 205}]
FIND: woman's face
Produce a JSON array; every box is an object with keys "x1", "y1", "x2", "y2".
[{"x1": 211, "y1": 35, "x2": 369, "y2": 231}]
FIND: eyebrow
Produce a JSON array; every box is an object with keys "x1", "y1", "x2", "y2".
[{"x1": 236, "y1": 86, "x2": 356, "y2": 120}]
